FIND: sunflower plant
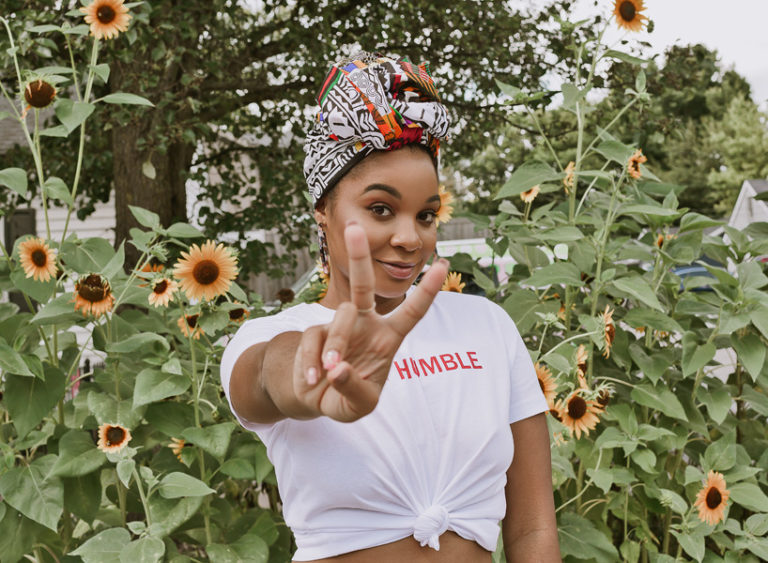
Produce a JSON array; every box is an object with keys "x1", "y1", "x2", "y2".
[
  {"x1": 483, "y1": 1, "x2": 768, "y2": 561},
  {"x1": 0, "y1": 3, "x2": 291, "y2": 562}
]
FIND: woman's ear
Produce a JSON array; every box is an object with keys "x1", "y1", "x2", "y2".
[{"x1": 314, "y1": 199, "x2": 328, "y2": 226}]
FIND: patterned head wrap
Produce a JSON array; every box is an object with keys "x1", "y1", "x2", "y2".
[{"x1": 303, "y1": 51, "x2": 451, "y2": 206}]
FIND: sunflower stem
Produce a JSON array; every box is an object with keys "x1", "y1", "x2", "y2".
[
  {"x1": 132, "y1": 467, "x2": 152, "y2": 527},
  {"x1": 556, "y1": 449, "x2": 602, "y2": 513},
  {"x1": 117, "y1": 478, "x2": 127, "y2": 526},
  {"x1": 61, "y1": 38, "x2": 99, "y2": 245}
]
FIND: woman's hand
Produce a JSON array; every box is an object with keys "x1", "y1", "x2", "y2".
[{"x1": 293, "y1": 222, "x2": 448, "y2": 422}]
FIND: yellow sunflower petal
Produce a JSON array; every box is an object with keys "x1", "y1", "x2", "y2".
[{"x1": 80, "y1": 0, "x2": 132, "y2": 40}]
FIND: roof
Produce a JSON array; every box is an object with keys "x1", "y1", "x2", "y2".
[{"x1": 744, "y1": 179, "x2": 768, "y2": 194}]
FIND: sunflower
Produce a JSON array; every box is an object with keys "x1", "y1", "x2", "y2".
[
  {"x1": 601, "y1": 305, "x2": 615, "y2": 358},
  {"x1": 558, "y1": 392, "x2": 603, "y2": 439},
  {"x1": 147, "y1": 278, "x2": 178, "y2": 308},
  {"x1": 627, "y1": 148, "x2": 647, "y2": 179},
  {"x1": 575, "y1": 344, "x2": 589, "y2": 389},
  {"x1": 520, "y1": 184, "x2": 540, "y2": 203},
  {"x1": 97, "y1": 423, "x2": 131, "y2": 453},
  {"x1": 436, "y1": 185, "x2": 454, "y2": 226},
  {"x1": 18, "y1": 237, "x2": 57, "y2": 282},
  {"x1": 228, "y1": 303, "x2": 250, "y2": 323},
  {"x1": 74, "y1": 274, "x2": 115, "y2": 318},
  {"x1": 441, "y1": 272, "x2": 465, "y2": 293},
  {"x1": 168, "y1": 438, "x2": 186, "y2": 462},
  {"x1": 173, "y1": 240, "x2": 238, "y2": 302},
  {"x1": 535, "y1": 363, "x2": 558, "y2": 408},
  {"x1": 563, "y1": 161, "x2": 575, "y2": 194},
  {"x1": 276, "y1": 288, "x2": 295, "y2": 304},
  {"x1": 597, "y1": 388, "x2": 612, "y2": 408},
  {"x1": 613, "y1": 0, "x2": 648, "y2": 32},
  {"x1": 178, "y1": 313, "x2": 204, "y2": 340},
  {"x1": 694, "y1": 471, "x2": 730, "y2": 526},
  {"x1": 80, "y1": 0, "x2": 132, "y2": 40},
  {"x1": 24, "y1": 80, "x2": 56, "y2": 109}
]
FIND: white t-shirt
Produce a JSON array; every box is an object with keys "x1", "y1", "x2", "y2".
[{"x1": 220, "y1": 291, "x2": 548, "y2": 561}]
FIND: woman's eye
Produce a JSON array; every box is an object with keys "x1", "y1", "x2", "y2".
[
  {"x1": 370, "y1": 205, "x2": 392, "y2": 217},
  {"x1": 420, "y1": 210, "x2": 438, "y2": 224}
]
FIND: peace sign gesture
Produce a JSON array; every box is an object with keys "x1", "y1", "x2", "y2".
[{"x1": 292, "y1": 222, "x2": 448, "y2": 422}]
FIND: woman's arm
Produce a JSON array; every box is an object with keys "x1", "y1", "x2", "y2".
[{"x1": 503, "y1": 413, "x2": 561, "y2": 562}]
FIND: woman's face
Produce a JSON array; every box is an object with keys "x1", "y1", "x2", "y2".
[{"x1": 315, "y1": 147, "x2": 440, "y2": 308}]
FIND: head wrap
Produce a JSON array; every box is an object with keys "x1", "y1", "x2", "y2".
[{"x1": 303, "y1": 51, "x2": 451, "y2": 206}]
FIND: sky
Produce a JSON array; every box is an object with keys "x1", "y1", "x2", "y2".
[{"x1": 570, "y1": 0, "x2": 768, "y2": 105}]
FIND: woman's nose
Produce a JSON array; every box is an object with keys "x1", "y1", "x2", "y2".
[{"x1": 390, "y1": 219, "x2": 422, "y2": 252}]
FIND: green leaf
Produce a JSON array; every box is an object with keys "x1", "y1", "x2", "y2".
[
  {"x1": 29, "y1": 24, "x2": 62, "y2": 33},
  {"x1": 102, "y1": 240, "x2": 126, "y2": 281},
  {"x1": 671, "y1": 531, "x2": 704, "y2": 563},
  {"x1": 166, "y1": 222, "x2": 203, "y2": 238},
  {"x1": 697, "y1": 387, "x2": 732, "y2": 425},
  {"x1": 181, "y1": 422, "x2": 236, "y2": 459},
  {"x1": 703, "y1": 435, "x2": 736, "y2": 472},
  {"x1": 611, "y1": 275, "x2": 664, "y2": 311},
  {"x1": 0, "y1": 168, "x2": 29, "y2": 197},
  {"x1": 43, "y1": 176, "x2": 73, "y2": 205},
  {"x1": 595, "y1": 140, "x2": 634, "y2": 164},
  {"x1": 92, "y1": 63, "x2": 110, "y2": 83},
  {"x1": 603, "y1": 50, "x2": 648, "y2": 65},
  {"x1": 0, "y1": 338, "x2": 35, "y2": 376},
  {"x1": 61, "y1": 237, "x2": 119, "y2": 274},
  {"x1": 87, "y1": 391, "x2": 144, "y2": 428},
  {"x1": 157, "y1": 472, "x2": 215, "y2": 499},
  {"x1": 742, "y1": 386, "x2": 768, "y2": 417},
  {"x1": 635, "y1": 69, "x2": 646, "y2": 93},
  {"x1": 63, "y1": 473, "x2": 102, "y2": 523},
  {"x1": 745, "y1": 514, "x2": 768, "y2": 536},
  {"x1": 0, "y1": 455, "x2": 63, "y2": 531},
  {"x1": 55, "y1": 99, "x2": 95, "y2": 133},
  {"x1": 101, "y1": 92, "x2": 154, "y2": 106},
  {"x1": 120, "y1": 536, "x2": 165, "y2": 563},
  {"x1": 117, "y1": 459, "x2": 135, "y2": 487},
  {"x1": 558, "y1": 512, "x2": 619, "y2": 563},
  {"x1": 133, "y1": 368, "x2": 190, "y2": 408},
  {"x1": 729, "y1": 483, "x2": 768, "y2": 512},
  {"x1": 750, "y1": 306, "x2": 768, "y2": 340},
  {"x1": 624, "y1": 308, "x2": 683, "y2": 334},
  {"x1": 682, "y1": 340, "x2": 716, "y2": 377},
  {"x1": 129, "y1": 205, "x2": 160, "y2": 229},
  {"x1": 531, "y1": 226, "x2": 585, "y2": 243},
  {"x1": 49, "y1": 430, "x2": 106, "y2": 477},
  {"x1": 630, "y1": 384, "x2": 687, "y2": 421},
  {"x1": 29, "y1": 292, "x2": 82, "y2": 325},
  {"x1": 144, "y1": 401, "x2": 195, "y2": 437},
  {"x1": 523, "y1": 262, "x2": 583, "y2": 288},
  {"x1": 620, "y1": 204, "x2": 681, "y2": 217},
  {"x1": 496, "y1": 161, "x2": 561, "y2": 199},
  {"x1": 541, "y1": 351, "x2": 571, "y2": 375},
  {"x1": 658, "y1": 489, "x2": 688, "y2": 515},
  {"x1": 107, "y1": 332, "x2": 170, "y2": 354},
  {"x1": 70, "y1": 527, "x2": 130, "y2": 562},
  {"x1": 628, "y1": 344, "x2": 669, "y2": 384},
  {"x1": 220, "y1": 458, "x2": 256, "y2": 479},
  {"x1": 4, "y1": 366, "x2": 66, "y2": 438},
  {"x1": 0, "y1": 506, "x2": 48, "y2": 563},
  {"x1": 631, "y1": 448, "x2": 656, "y2": 473},
  {"x1": 495, "y1": 79, "x2": 521, "y2": 98},
  {"x1": 142, "y1": 159, "x2": 156, "y2": 179},
  {"x1": 147, "y1": 495, "x2": 203, "y2": 536},
  {"x1": 561, "y1": 82, "x2": 588, "y2": 110},
  {"x1": 679, "y1": 213, "x2": 725, "y2": 233},
  {"x1": 10, "y1": 264, "x2": 57, "y2": 303}
]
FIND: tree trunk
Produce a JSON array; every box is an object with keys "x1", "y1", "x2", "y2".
[{"x1": 112, "y1": 125, "x2": 193, "y2": 267}]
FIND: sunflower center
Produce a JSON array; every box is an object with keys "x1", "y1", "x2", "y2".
[
  {"x1": 619, "y1": 1, "x2": 636, "y2": 21},
  {"x1": 31, "y1": 249, "x2": 48, "y2": 267},
  {"x1": 193, "y1": 260, "x2": 220, "y2": 285},
  {"x1": 78, "y1": 274, "x2": 108, "y2": 303},
  {"x1": 549, "y1": 408, "x2": 562, "y2": 422},
  {"x1": 105, "y1": 426, "x2": 126, "y2": 446},
  {"x1": 153, "y1": 279, "x2": 168, "y2": 294},
  {"x1": 568, "y1": 396, "x2": 588, "y2": 419},
  {"x1": 605, "y1": 324, "x2": 616, "y2": 343},
  {"x1": 97, "y1": 5, "x2": 116, "y2": 24},
  {"x1": 705, "y1": 487, "x2": 722, "y2": 509},
  {"x1": 25, "y1": 80, "x2": 56, "y2": 108},
  {"x1": 229, "y1": 308, "x2": 245, "y2": 320},
  {"x1": 186, "y1": 314, "x2": 199, "y2": 328}
]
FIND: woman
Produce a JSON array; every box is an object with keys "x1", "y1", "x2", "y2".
[{"x1": 221, "y1": 52, "x2": 559, "y2": 562}]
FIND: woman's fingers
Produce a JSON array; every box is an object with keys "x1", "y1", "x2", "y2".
[
  {"x1": 387, "y1": 258, "x2": 449, "y2": 337},
  {"x1": 326, "y1": 361, "x2": 379, "y2": 418},
  {"x1": 321, "y1": 302, "x2": 357, "y2": 371},
  {"x1": 344, "y1": 223, "x2": 376, "y2": 311},
  {"x1": 299, "y1": 325, "x2": 326, "y2": 386}
]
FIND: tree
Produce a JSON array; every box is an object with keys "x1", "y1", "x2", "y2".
[{"x1": 1, "y1": 0, "x2": 593, "y2": 272}]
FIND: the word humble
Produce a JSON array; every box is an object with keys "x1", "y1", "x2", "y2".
[{"x1": 392, "y1": 351, "x2": 484, "y2": 380}]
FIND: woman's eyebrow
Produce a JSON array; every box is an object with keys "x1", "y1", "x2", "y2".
[{"x1": 363, "y1": 183, "x2": 401, "y2": 199}]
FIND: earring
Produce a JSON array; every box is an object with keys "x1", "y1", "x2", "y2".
[{"x1": 317, "y1": 225, "x2": 330, "y2": 276}]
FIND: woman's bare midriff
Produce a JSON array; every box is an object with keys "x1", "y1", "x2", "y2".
[{"x1": 298, "y1": 531, "x2": 493, "y2": 563}]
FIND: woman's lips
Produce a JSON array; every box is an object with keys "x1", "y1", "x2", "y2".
[{"x1": 376, "y1": 260, "x2": 417, "y2": 280}]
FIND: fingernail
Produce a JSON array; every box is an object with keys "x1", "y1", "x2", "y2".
[
  {"x1": 323, "y1": 350, "x2": 340, "y2": 371},
  {"x1": 306, "y1": 367, "x2": 317, "y2": 385},
  {"x1": 438, "y1": 258, "x2": 449, "y2": 267}
]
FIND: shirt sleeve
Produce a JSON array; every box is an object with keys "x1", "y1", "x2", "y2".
[
  {"x1": 219, "y1": 314, "x2": 299, "y2": 433},
  {"x1": 491, "y1": 303, "x2": 549, "y2": 424}
]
